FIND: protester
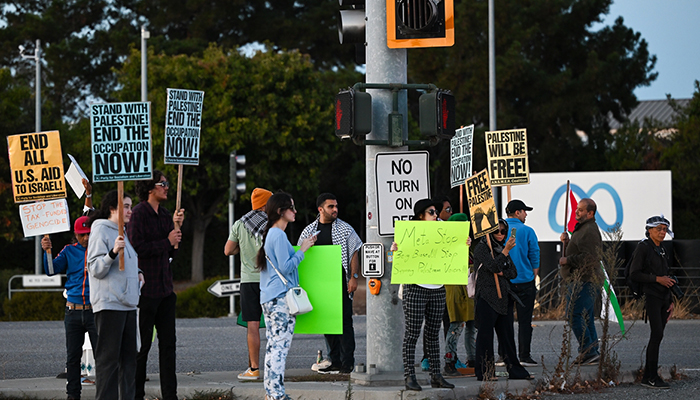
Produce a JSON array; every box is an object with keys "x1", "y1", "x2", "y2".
[
  {"x1": 297, "y1": 193, "x2": 362, "y2": 374},
  {"x1": 391, "y1": 198, "x2": 455, "y2": 391},
  {"x1": 499, "y1": 199, "x2": 540, "y2": 367},
  {"x1": 41, "y1": 180, "x2": 97, "y2": 399},
  {"x1": 559, "y1": 198, "x2": 603, "y2": 365},
  {"x1": 629, "y1": 215, "x2": 676, "y2": 389},
  {"x1": 256, "y1": 192, "x2": 316, "y2": 400},
  {"x1": 473, "y1": 219, "x2": 532, "y2": 381},
  {"x1": 129, "y1": 170, "x2": 185, "y2": 400},
  {"x1": 87, "y1": 190, "x2": 143, "y2": 400},
  {"x1": 224, "y1": 188, "x2": 273, "y2": 381},
  {"x1": 443, "y1": 213, "x2": 477, "y2": 375}
]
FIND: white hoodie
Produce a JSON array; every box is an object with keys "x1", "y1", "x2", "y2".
[{"x1": 87, "y1": 219, "x2": 140, "y2": 312}]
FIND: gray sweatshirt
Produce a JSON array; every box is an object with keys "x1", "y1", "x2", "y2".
[{"x1": 87, "y1": 219, "x2": 140, "y2": 312}]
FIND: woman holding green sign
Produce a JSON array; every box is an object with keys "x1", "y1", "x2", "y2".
[{"x1": 391, "y1": 198, "x2": 455, "y2": 392}]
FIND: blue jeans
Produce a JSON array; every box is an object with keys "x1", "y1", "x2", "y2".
[
  {"x1": 65, "y1": 308, "x2": 98, "y2": 399},
  {"x1": 566, "y1": 282, "x2": 599, "y2": 357},
  {"x1": 262, "y1": 296, "x2": 296, "y2": 399}
]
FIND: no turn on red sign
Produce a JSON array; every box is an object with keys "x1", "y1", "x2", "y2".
[{"x1": 374, "y1": 151, "x2": 430, "y2": 236}]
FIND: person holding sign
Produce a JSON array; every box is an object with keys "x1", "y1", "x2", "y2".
[
  {"x1": 129, "y1": 170, "x2": 185, "y2": 400},
  {"x1": 87, "y1": 190, "x2": 142, "y2": 400},
  {"x1": 390, "y1": 199, "x2": 455, "y2": 392},
  {"x1": 473, "y1": 219, "x2": 532, "y2": 381},
  {"x1": 255, "y1": 192, "x2": 316, "y2": 400}
]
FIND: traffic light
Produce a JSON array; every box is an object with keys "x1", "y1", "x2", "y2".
[
  {"x1": 230, "y1": 151, "x2": 246, "y2": 201},
  {"x1": 419, "y1": 89, "x2": 456, "y2": 139},
  {"x1": 335, "y1": 88, "x2": 372, "y2": 140},
  {"x1": 338, "y1": 0, "x2": 366, "y2": 64},
  {"x1": 386, "y1": 0, "x2": 455, "y2": 48}
]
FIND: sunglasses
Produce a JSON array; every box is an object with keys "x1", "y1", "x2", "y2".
[
  {"x1": 154, "y1": 181, "x2": 169, "y2": 188},
  {"x1": 426, "y1": 209, "x2": 437, "y2": 216},
  {"x1": 444, "y1": 207, "x2": 452, "y2": 213},
  {"x1": 497, "y1": 228, "x2": 508, "y2": 235},
  {"x1": 286, "y1": 205, "x2": 297, "y2": 212}
]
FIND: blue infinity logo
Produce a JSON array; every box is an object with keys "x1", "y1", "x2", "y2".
[{"x1": 548, "y1": 183, "x2": 623, "y2": 232}]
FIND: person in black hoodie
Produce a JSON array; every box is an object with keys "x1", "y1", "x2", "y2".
[
  {"x1": 629, "y1": 215, "x2": 676, "y2": 390},
  {"x1": 473, "y1": 219, "x2": 531, "y2": 381}
]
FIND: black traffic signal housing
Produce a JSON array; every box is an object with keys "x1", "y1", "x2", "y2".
[
  {"x1": 230, "y1": 151, "x2": 246, "y2": 201},
  {"x1": 338, "y1": 0, "x2": 366, "y2": 64},
  {"x1": 387, "y1": 0, "x2": 455, "y2": 48},
  {"x1": 419, "y1": 89, "x2": 455, "y2": 139},
  {"x1": 335, "y1": 88, "x2": 372, "y2": 142}
]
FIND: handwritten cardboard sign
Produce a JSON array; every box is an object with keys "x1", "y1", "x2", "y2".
[
  {"x1": 19, "y1": 198, "x2": 71, "y2": 237},
  {"x1": 485, "y1": 128, "x2": 529, "y2": 186},
  {"x1": 164, "y1": 88, "x2": 204, "y2": 165},
  {"x1": 390, "y1": 221, "x2": 470, "y2": 285},
  {"x1": 450, "y1": 124, "x2": 474, "y2": 188},
  {"x1": 7, "y1": 131, "x2": 66, "y2": 203},
  {"x1": 466, "y1": 168, "x2": 498, "y2": 238},
  {"x1": 90, "y1": 102, "x2": 152, "y2": 182}
]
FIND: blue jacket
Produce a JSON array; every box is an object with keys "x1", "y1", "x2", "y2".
[
  {"x1": 504, "y1": 218, "x2": 540, "y2": 284},
  {"x1": 260, "y1": 227, "x2": 305, "y2": 304},
  {"x1": 44, "y1": 242, "x2": 90, "y2": 305}
]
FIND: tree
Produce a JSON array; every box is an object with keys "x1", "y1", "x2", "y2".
[{"x1": 114, "y1": 45, "x2": 340, "y2": 282}]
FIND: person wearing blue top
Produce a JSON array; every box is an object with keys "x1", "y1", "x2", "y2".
[
  {"x1": 500, "y1": 199, "x2": 540, "y2": 367},
  {"x1": 255, "y1": 192, "x2": 316, "y2": 400}
]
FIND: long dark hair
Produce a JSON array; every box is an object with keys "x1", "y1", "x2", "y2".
[
  {"x1": 135, "y1": 169, "x2": 165, "y2": 201},
  {"x1": 88, "y1": 190, "x2": 132, "y2": 226},
  {"x1": 255, "y1": 192, "x2": 294, "y2": 271}
]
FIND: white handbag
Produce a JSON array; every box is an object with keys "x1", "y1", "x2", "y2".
[
  {"x1": 467, "y1": 263, "x2": 482, "y2": 298},
  {"x1": 266, "y1": 255, "x2": 313, "y2": 315}
]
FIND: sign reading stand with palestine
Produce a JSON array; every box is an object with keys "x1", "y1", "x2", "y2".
[
  {"x1": 485, "y1": 128, "x2": 529, "y2": 186},
  {"x1": 90, "y1": 102, "x2": 152, "y2": 182},
  {"x1": 7, "y1": 131, "x2": 66, "y2": 203},
  {"x1": 164, "y1": 88, "x2": 204, "y2": 165},
  {"x1": 466, "y1": 169, "x2": 498, "y2": 238},
  {"x1": 450, "y1": 124, "x2": 474, "y2": 188}
]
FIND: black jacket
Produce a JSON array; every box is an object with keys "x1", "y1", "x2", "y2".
[
  {"x1": 629, "y1": 238, "x2": 671, "y2": 301},
  {"x1": 473, "y1": 230, "x2": 518, "y2": 315}
]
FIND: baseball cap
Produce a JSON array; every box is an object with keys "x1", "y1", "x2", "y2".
[
  {"x1": 506, "y1": 199, "x2": 533, "y2": 214},
  {"x1": 74, "y1": 216, "x2": 91, "y2": 234}
]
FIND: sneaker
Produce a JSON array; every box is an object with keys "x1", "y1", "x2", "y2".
[
  {"x1": 340, "y1": 365, "x2": 354, "y2": 374},
  {"x1": 641, "y1": 376, "x2": 670, "y2": 389},
  {"x1": 520, "y1": 356, "x2": 538, "y2": 367},
  {"x1": 80, "y1": 377, "x2": 95, "y2": 385},
  {"x1": 421, "y1": 358, "x2": 430, "y2": 371},
  {"x1": 237, "y1": 368, "x2": 260, "y2": 380},
  {"x1": 574, "y1": 353, "x2": 600, "y2": 365},
  {"x1": 494, "y1": 356, "x2": 505, "y2": 367},
  {"x1": 318, "y1": 363, "x2": 342, "y2": 374},
  {"x1": 455, "y1": 359, "x2": 467, "y2": 369},
  {"x1": 311, "y1": 358, "x2": 332, "y2": 371}
]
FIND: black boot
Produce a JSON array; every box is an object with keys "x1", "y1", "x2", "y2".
[
  {"x1": 405, "y1": 375, "x2": 422, "y2": 391},
  {"x1": 444, "y1": 361, "x2": 460, "y2": 376},
  {"x1": 431, "y1": 373, "x2": 455, "y2": 389}
]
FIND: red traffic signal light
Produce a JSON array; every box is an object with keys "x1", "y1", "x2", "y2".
[
  {"x1": 335, "y1": 88, "x2": 372, "y2": 140},
  {"x1": 419, "y1": 90, "x2": 455, "y2": 139}
]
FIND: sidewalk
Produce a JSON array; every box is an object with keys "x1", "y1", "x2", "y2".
[{"x1": 0, "y1": 364, "x2": 645, "y2": 400}]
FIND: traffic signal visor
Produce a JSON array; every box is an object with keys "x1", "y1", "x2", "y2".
[
  {"x1": 335, "y1": 88, "x2": 372, "y2": 139},
  {"x1": 386, "y1": 0, "x2": 454, "y2": 49}
]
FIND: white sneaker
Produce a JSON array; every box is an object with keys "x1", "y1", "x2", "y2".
[
  {"x1": 237, "y1": 368, "x2": 260, "y2": 380},
  {"x1": 311, "y1": 358, "x2": 332, "y2": 371},
  {"x1": 494, "y1": 357, "x2": 505, "y2": 367}
]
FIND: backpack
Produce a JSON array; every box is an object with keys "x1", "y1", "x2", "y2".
[{"x1": 624, "y1": 240, "x2": 646, "y2": 299}]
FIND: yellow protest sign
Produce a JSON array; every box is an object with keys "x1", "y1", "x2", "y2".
[
  {"x1": 485, "y1": 128, "x2": 529, "y2": 186},
  {"x1": 390, "y1": 220, "x2": 470, "y2": 285},
  {"x1": 466, "y1": 168, "x2": 498, "y2": 238},
  {"x1": 7, "y1": 131, "x2": 66, "y2": 203}
]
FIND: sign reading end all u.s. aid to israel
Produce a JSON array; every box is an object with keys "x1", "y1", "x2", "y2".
[
  {"x1": 375, "y1": 151, "x2": 430, "y2": 236},
  {"x1": 90, "y1": 102, "x2": 152, "y2": 182},
  {"x1": 7, "y1": 131, "x2": 66, "y2": 203}
]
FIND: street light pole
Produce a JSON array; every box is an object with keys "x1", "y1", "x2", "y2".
[
  {"x1": 141, "y1": 26, "x2": 149, "y2": 102},
  {"x1": 20, "y1": 39, "x2": 42, "y2": 274}
]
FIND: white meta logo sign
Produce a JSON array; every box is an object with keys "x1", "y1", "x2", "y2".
[{"x1": 375, "y1": 151, "x2": 430, "y2": 236}]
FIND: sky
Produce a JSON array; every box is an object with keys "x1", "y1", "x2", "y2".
[{"x1": 600, "y1": 0, "x2": 700, "y2": 101}]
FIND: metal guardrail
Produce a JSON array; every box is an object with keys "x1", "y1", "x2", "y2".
[{"x1": 7, "y1": 274, "x2": 66, "y2": 300}]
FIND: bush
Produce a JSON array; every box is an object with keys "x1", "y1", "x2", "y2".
[
  {"x1": 176, "y1": 276, "x2": 231, "y2": 318},
  {"x1": 2, "y1": 291, "x2": 65, "y2": 321}
]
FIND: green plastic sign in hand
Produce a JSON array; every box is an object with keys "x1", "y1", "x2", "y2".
[
  {"x1": 293, "y1": 245, "x2": 343, "y2": 334},
  {"x1": 390, "y1": 220, "x2": 471, "y2": 285}
]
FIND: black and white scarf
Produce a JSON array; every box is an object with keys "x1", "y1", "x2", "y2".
[{"x1": 241, "y1": 209, "x2": 268, "y2": 239}]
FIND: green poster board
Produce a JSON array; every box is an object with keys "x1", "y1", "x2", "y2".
[
  {"x1": 390, "y1": 220, "x2": 471, "y2": 285},
  {"x1": 293, "y1": 245, "x2": 343, "y2": 334}
]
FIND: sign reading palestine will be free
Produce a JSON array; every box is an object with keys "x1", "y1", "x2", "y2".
[
  {"x1": 90, "y1": 102, "x2": 152, "y2": 182},
  {"x1": 485, "y1": 128, "x2": 529, "y2": 186}
]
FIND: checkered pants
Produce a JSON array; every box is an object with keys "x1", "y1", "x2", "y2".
[{"x1": 402, "y1": 284, "x2": 446, "y2": 378}]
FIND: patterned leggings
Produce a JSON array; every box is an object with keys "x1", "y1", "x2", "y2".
[
  {"x1": 402, "y1": 284, "x2": 446, "y2": 378},
  {"x1": 262, "y1": 297, "x2": 295, "y2": 399}
]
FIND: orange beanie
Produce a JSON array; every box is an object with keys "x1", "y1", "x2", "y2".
[{"x1": 251, "y1": 188, "x2": 273, "y2": 210}]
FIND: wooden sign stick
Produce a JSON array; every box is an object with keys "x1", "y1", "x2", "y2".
[
  {"x1": 485, "y1": 234, "x2": 502, "y2": 299},
  {"x1": 118, "y1": 181, "x2": 125, "y2": 271},
  {"x1": 44, "y1": 234, "x2": 54, "y2": 275},
  {"x1": 174, "y1": 164, "x2": 183, "y2": 249},
  {"x1": 562, "y1": 180, "x2": 570, "y2": 258}
]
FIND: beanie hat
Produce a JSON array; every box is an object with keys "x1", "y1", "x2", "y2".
[
  {"x1": 447, "y1": 213, "x2": 469, "y2": 222},
  {"x1": 251, "y1": 188, "x2": 273, "y2": 210},
  {"x1": 74, "y1": 216, "x2": 91, "y2": 234}
]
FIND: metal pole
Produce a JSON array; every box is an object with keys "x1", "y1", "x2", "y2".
[
  {"x1": 34, "y1": 39, "x2": 41, "y2": 275},
  {"x1": 141, "y1": 26, "x2": 149, "y2": 102},
  {"x1": 228, "y1": 152, "x2": 236, "y2": 317},
  {"x1": 488, "y1": 0, "x2": 502, "y2": 217},
  {"x1": 365, "y1": 0, "x2": 406, "y2": 375}
]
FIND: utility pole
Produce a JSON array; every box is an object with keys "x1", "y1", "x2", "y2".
[
  {"x1": 489, "y1": 0, "x2": 502, "y2": 215},
  {"x1": 364, "y1": 0, "x2": 406, "y2": 377},
  {"x1": 141, "y1": 26, "x2": 149, "y2": 102}
]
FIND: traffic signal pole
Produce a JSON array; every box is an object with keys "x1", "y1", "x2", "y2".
[{"x1": 364, "y1": 0, "x2": 406, "y2": 378}]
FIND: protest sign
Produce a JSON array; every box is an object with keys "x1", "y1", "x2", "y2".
[
  {"x1": 65, "y1": 154, "x2": 89, "y2": 198},
  {"x1": 390, "y1": 221, "x2": 470, "y2": 285},
  {"x1": 466, "y1": 169, "x2": 498, "y2": 238},
  {"x1": 485, "y1": 128, "x2": 529, "y2": 186},
  {"x1": 164, "y1": 88, "x2": 204, "y2": 165},
  {"x1": 294, "y1": 245, "x2": 342, "y2": 334},
  {"x1": 90, "y1": 102, "x2": 152, "y2": 182},
  {"x1": 7, "y1": 131, "x2": 66, "y2": 203},
  {"x1": 450, "y1": 124, "x2": 474, "y2": 188},
  {"x1": 19, "y1": 199, "x2": 71, "y2": 237}
]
